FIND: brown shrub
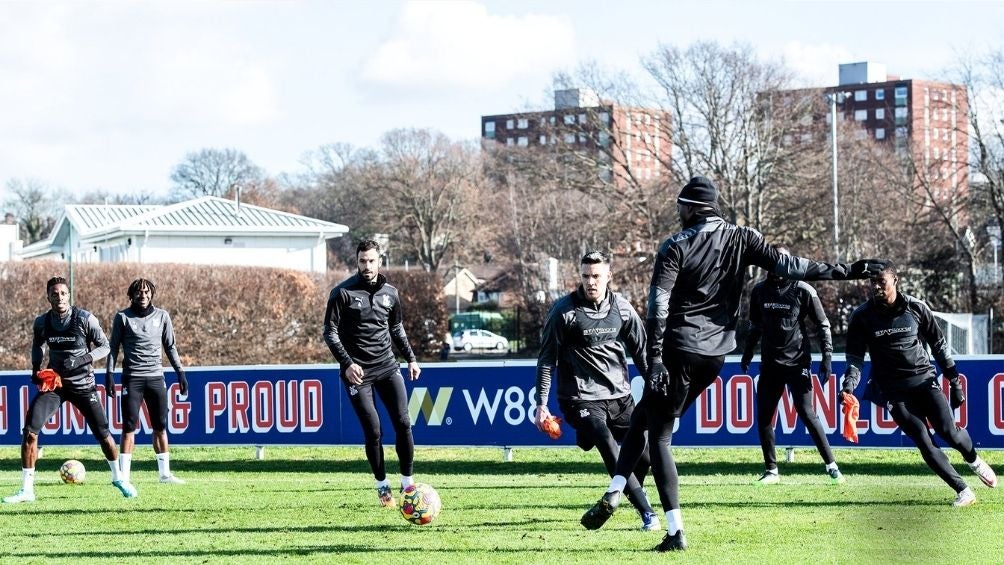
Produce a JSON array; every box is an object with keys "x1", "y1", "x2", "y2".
[{"x1": 0, "y1": 261, "x2": 446, "y2": 369}]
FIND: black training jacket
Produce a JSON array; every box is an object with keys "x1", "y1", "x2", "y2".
[
  {"x1": 324, "y1": 273, "x2": 417, "y2": 375},
  {"x1": 536, "y1": 288, "x2": 647, "y2": 406},
  {"x1": 843, "y1": 293, "x2": 954, "y2": 396},
  {"x1": 648, "y1": 214, "x2": 856, "y2": 359},
  {"x1": 742, "y1": 280, "x2": 833, "y2": 369}
]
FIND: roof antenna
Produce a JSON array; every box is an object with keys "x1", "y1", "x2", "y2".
[{"x1": 234, "y1": 184, "x2": 242, "y2": 217}]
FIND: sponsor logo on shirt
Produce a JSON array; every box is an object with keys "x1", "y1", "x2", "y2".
[
  {"x1": 763, "y1": 302, "x2": 792, "y2": 310},
  {"x1": 48, "y1": 336, "x2": 77, "y2": 343},
  {"x1": 582, "y1": 327, "x2": 618, "y2": 336},
  {"x1": 875, "y1": 326, "x2": 911, "y2": 337},
  {"x1": 579, "y1": 409, "x2": 590, "y2": 418},
  {"x1": 349, "y1": 385, "x2": 359, "y2": 396},
  {"x1": 381, "y1": 295, "x2": 391, "y2": 308}
]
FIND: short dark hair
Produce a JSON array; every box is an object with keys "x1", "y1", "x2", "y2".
[
  {"x1": 876, "y1": 261, "x2": 898, "y2": 279},
  {"x1": 127, "y1": 278, "x2": 156, "y2": 300},
  {"x1": 357, "y1": 239, "x2": 381, "y2": 255},
  {"x1": 580, "y1": 250, "x2": 610, "y2": 265},
  {"x1": 46, "y1": 276, "x2": 68, "y2": 292}
]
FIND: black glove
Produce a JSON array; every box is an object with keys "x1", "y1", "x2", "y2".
[
  {"x1": 105, "y1": 373, "x2": 115, "y2": 394},
  {"x1": 31, "y1": 369, "x2": 41, "y2": 385},
  {"x1": 62, "y1": 353, "x2": 92, "y2": 372},
  {"x1": 647, "y1": 360, "x2": 669, "y2": 397},
  {"x1": 839, "y1": 378, "x2": 855, "y2": 404},
  {"x1": 819, "y1": 355, "x2": 832, "y2": 380},
  {"x1": 849, "y1": 259, "x2": 889, "y2": 279},
  {"x1": 740, "y1": 358, "x2": 751, "y2": 374},
  {"x1": 177, "y1": 371, "x2": 189, "y2": 396},
  {"x1": 949, "y1": 381, "x2": 965, "y2": 409}
]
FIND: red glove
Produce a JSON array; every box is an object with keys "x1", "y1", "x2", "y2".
[
  {"x1": 541, "y1": 414, "x2": 563, "y2": 440},
  {"x1": 841, "y1": 392, "x2": 860, "y2": 443},
  {"x1": 37, "y1": 368, "x2": 62, "y2": 392}
]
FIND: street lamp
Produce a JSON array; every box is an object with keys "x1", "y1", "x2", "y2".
[
  {"x1": 989, "y1": 223, "x2": 1002, "y2": 354},
  {"x1": 827, "y1": 91, "x2": 850, "y2": 263}
]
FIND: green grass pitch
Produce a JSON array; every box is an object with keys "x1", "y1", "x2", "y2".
[{"x1": 0, "y1": 446, "x2": 1000, "y2": 563}]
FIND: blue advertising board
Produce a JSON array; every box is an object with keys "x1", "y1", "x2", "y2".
[{"x1": 0, "y1": 356, "x2": 1002, "y2": 449}]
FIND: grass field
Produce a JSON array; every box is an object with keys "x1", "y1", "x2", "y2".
[{"x1": 0, "y1": 445, "x2": 1000, "y2": 563}]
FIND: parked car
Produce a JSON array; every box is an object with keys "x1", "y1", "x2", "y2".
[{"x1": 453, "y1": 329, "x2": 509, "y2": 352}]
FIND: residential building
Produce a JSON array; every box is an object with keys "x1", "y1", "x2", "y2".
[
  {"x1": 783, "y1": 62, "x2": 968, "y2": 198},
  {"x1": 481, "y1": 88, "x2": 672, "y2": 185}
]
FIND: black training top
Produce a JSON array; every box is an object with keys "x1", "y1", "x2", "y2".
[
  {"x1": 31, "y1": 306, "x2": 110, "y2": 388},
  {"x1": 741, "y1": 280, "x2": 832, "y2": 369},
  {"x1": 843, "y1": 293, "x2": 954, "y2": 396},
  {"x1": 324, "y1": 273, "x2": 417, "y2": 376},
  {"x1": 535, "y1": 287, "x2": 647, "y2": 406},
  {"x1": 647, "y1": 213, "x2": 857, "y2": 359}
]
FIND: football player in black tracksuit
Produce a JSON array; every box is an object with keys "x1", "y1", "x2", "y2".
[
  {"x1": 581, "y1": 176, "x2": 886, "y2": 551},
  {"x1": 741, "y1": 245, "x2": 843, "y2": 485},
  {"x1": 324, "y1": 239, "x2": 421, "y2": 508},
  {"x1": 840, "y1": 264, "x2": 998, "y2": 507},
  {"x1": 3, "y1": 277, "x2": 137, "y2": 504},
  {"x1": 535, "y1": 251, "x2": 659, "y2": 531}
]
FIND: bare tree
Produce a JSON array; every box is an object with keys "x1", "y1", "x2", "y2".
[
  {"x1": 169, "y1": 148, "x2": 264, "y2": 200},
  {"x1": 77, "y1": 189, "x2": 163, "y2": 205},
  {"x1": 2, "y1": 178, "x2": 61, "y2": 243}
]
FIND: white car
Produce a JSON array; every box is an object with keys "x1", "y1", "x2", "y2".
[{"x1": 453, "y1": 329, "x2": 509, "y2": 352}]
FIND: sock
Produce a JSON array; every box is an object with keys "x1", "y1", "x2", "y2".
[
  {"x1": 375, "y1": 478, "x2": 390, "y2": 489},
  {"x1": 120, "y1": 453, "x2": 133, "y2": 482},
  {"x1": 765, "y1": 468, "x2": 778, "y2": 476},
  {"x1": 967, "y1": 456, "x2": 983, "y2": 469},
  {"x1": 607, "y1": 475, "x2": 627, "y2": 493},
  {"x1": 401, "y1": 475, "x2": 414, "y2": 489},
  {"x1": 825, "y1": 462, "x2": 839, "y2": 472},
  {"x1": 22, "y1": 468, "x2": 35, "y2": 492},
  {"x1": 666, "y1": 509, "x2": 684, "y2": 535},
  {"x1": 107, "y1": 459, "x2": 121, "y2": 482},
  {"x1": 156, "y1": 452, "x2": 171, "y2": 478}
]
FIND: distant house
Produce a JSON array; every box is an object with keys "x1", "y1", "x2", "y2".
[{"x1": 17, "y1": 196, "x2": 349, "y2": 274}]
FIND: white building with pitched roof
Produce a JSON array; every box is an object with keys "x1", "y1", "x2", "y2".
[{"x1": 18, "y1": 196, "x2": 349, "y2": 274}]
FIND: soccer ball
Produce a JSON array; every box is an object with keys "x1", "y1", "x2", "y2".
[
  {"x1": 60, "y1": 460, "x2": 86, "y2": 484},
  {"x1": 399, "y1": 483, "x2": 442, "y2": 525}
]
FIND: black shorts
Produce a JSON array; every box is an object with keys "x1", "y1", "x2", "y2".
[
  {"x1": 24, "y1": 383, "x2": 111, "y2": 440},
  {"x1": 760, "y1": 363, "x2": 813, "y2": 396},
  {"x1": 559, "y1": 395, "x2": 635, "y2": 451},
  {"x1": 122, "y1": 374, "x2": 169, "y2": 433},
  {"x1": 647, "y1": 351, "x2": 726, "y2": 417}
]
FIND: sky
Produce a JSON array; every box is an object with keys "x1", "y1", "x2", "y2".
[{"x1": 2, "y1": 0, "x2": 1003, "y2": 201}]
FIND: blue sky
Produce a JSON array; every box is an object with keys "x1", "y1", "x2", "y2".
[{"x1": 2, "y1": 0, "x2": 1002, "y2": 199}]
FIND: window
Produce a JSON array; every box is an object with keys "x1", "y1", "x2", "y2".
[
  {"x1": 539, "y1": 118, "x2": 547, "y2": 128},
  {"x1": 517, "y1": 136, "x2": 528, "y2": 147},
  {"x1": 894, "y1": 107, "x2": 908, "y2": 118},
  {"x1": 895, "y1": 126, "x2": 908, "y2": 138},
  {"x1": 505, "y1": 137, "x2": 514, "y2": 146},
  {"x1": 854, "y1": 109, "x2": 868, "y2": 121},
  {"x1": 598, "y1": 131, "x2": 610, "y2": 147},
  {"x1": 875, "y1": 108, "x2": 885, "y2": 120},
  {"x1": 483, "y1": 122, "x2": 495, "y2": 139},
  {"x1": 800, "y1": 133, "x2": 813, "y2": 144},
  {"x1": 875, "y1": 88, "x2": 885, "y2": 100},
  {"x1": 875, "y1": 128, "x2": 886, "y2": 140},
  {"x1": 563, "y1": 133, "x2": 575, "y2": 143},
  {"x1": 578, "y1": 113, "x2": 587, "y2": 124},
  {"x1": 578, "y1": 133, "x2": 587, "y2": 144},
  {"x1": 598, "y1": 111, "x2": 610, "y2": 124},
  {"x1": 854, "y1": 90, "x2": 867, "y2": 101},
  {"x1": 563, "y1": 115, "x2": 575, "y2": 125},
  {"x1": 894, "y1": 86, "x2": 908, "y2": 106},
  {"x1": 539, "y1": 135, "x2": 547, "y2": 145},
  {"x1": 506, "y1": 119, "x2": 514, "y2": 129},
  {"x1": 517, "y1": 118, "x2": 528, "y2": 129},
  {"x1": 549, "y1": 116, "x2": 556, "y2": 125}
]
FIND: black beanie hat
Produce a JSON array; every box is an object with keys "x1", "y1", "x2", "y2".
[{"x1": 677, "y1": 176, "x2": 719, "y2": 206}]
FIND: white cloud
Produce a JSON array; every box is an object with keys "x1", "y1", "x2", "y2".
[
  {"x1": 360, "y1": 1, "x2": 576, "y2": 91},
  {"x1": 780, "y1": 41, "x2": 856, "y2": 88}
]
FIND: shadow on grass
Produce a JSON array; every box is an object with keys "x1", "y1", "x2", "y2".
[{"x1": 2, "y1": 455, "x2": 960, "y2": 478}]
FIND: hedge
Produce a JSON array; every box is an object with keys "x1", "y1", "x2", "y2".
[{"x1": 0, "y1": 261, "x2": 447, "y2": 370}]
